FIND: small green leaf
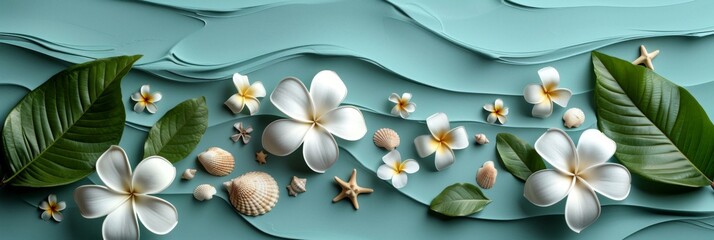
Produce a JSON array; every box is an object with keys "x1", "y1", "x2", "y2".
[
  {"x1": 496, "y1": 133, "x2": 546, "y2": 181},
  {"x1": 143, "y1": 97, "x2": 208, "y2": 163},
  {"x1": 430, "y1": 183, "x2": 491, "y2": 217},
  {"x1": 2, "y1": 55, "x2": 141, "y2": 187}
]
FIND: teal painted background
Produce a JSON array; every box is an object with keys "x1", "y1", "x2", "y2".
[{"x1": 1, "y1": 0, "x2": 714, "y2": 239}]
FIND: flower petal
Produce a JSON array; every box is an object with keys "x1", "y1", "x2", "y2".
[
  {"x1": 486, "y1": 113, "x2": 498, "y2": 124},
  {"x1": 414, "y1": 135, "x2": 438, "y2": 158},
  {"x1": 565, "y1": 181, "x2": 601, "y2": 233},
  {"x1": 244, "y1": 97, "x2": 261, "y2": 115},
  {"x1": 56, "y1": 201, "x2": 67, "y2": 211},
  {"x1": 141, "y1": 85, "x2": 150, "y2": 96},
  {"x1": 531, "y1": 100, "x2": 553, "y2": 118},
  {"x1": 302, "y1": 126, "x2": 339, "y2": 173},
  {"x1": 444, "y1": 126, "x2": 469, "y2": 150},
  {"x1": 538, "y1": 66, "x2": 560, "y2": 91},
  {"x1": 402, "y1": 159, "x2": 420, "y2": 174},
  {"x1": 427, "y1": 112, "x2": 450, "y2": 139},
  {"x1": 495, "y1": 99, "x2": 504, "y2": 109},
  {"x1": 310, "y1": 70, "x2": 347, "y2": 117},
  {"x1": 132, "y1": 156, "x2": 176, "y2": 195},
  {"x1": 318, "y1": 106, "x2": 367, "y2": 141},
  {"x1": 52, "y1": 212, "x2": 63, "y2": 222},
  {"x1": 497, "y1": 115, "x2": 508, "y2": 124},
  {"x1": 535, "y1": 129, "x2": 577, "y2": 174},
  {"x1": 131, "y1": 92, "x2": 142, "y2": 101},
  {"x1": 390, "y1": 105, "x2": 401, "y2": 117},
  {"x1": 271, "y1": 77, "x2": 314, "y2": 122},
  {"x1": 262, "y1": 120, "x2": 312, "y2": 156},
  {"x1": 483, "y1": 104, "x2": 494, "y2": 112},
  {"x1": 579, "y1": 163, "x2": 631, "y2": 201},
  {"x1": 39, "y1": 201, "x2": 50, "y2": 210},
  {"x1": 434, "y1": 146, "x2": 455, "y2": 171},
  {"x1": 388, "y1": 93, "x2": 400, "y2": 104},
  {"x1": 524, "y1": 84, "x2": 546, "y2": 104},
  {"x1": 102, "y1": 200, "x2": 139, "y2": 240},
  {"x1": 96, "y1": 146, "x2": 132, "y2": 193},
  {"x1": 392, "y1": 172, "x2": 408, "y2": 189},
  {"x1": 549, "y1": 88, "x2": 572, "y2": 107},
  {"x1": 398, "y1": 109, "x2": 410, "y2": 119},
  {"x1": 224, "y1": 94, "x2": 245, "y2": 114},
  {"x1": 134, "y1": 195, "x2": 178, "y2": 235},
  {"x1": 404, "y1": 102, "x2": 416, "y2": 112},
  {"x1": 233, "y1": 73, "x2": 250, "y2": 91},
  {"x1": 576, "y1": 129, "x2": 616, "y2": 171},
  {"x1": 524, "y1": 169, "x2": 574, "y2": 207},
  {"x1": 74, "y1": 185, "x2": 130, "y2": 219},
  {"x1": 248, "y1": 81, "x2": 266, "y2": 98},
  {"x1": 151, "y1": 92, "x2": 162, "y2": 103},
  {"x1": 146, "y1": 103, "x2": 158, "y2": 114},
  {"x1": 133, "y1": 102, "x2": 146, "y2": 113},
  {"x1": 377, "y1": 164, "x2": 395, "y2": 180},
  {"x1": 48, "y1": 194, "x2": 57, "y2": 204},
  {"x1": 401, "y1": 93, "x2": 413, "y2": 102},
  {"x1": 41, "y1": 211, "x2": 51, "y2": 221},
  {"x1": 382, "y1": 150, "x2": 401, "y2": 166}
]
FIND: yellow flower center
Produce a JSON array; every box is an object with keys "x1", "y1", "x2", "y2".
[
  {"x1": 142, "y1": 94, "x2": 153, "y2": 103},
  {"x1": 398, "y1": 99, "x2": 409, "y2": 109},
  {"x1": 393, "y1": 161, "x2": 407, "y2": 173}
]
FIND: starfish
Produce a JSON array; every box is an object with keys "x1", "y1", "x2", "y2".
[
  {"x1": 255, "y1": 150, "x2": 268, "y2": 165},
  {"x1": 631, "y1": 45, "x2": 659, "y2": 70},
  {"x1": 231, "y1": 122, "x2": 253, "y2": 144},
  {"x1": 332, "y1": 169, "x2": 373, "y2": 210}
]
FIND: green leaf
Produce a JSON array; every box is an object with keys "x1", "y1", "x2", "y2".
[
  {"x1": 429, "y1": 183, "x2": 491, "y2": 217},
  {"x1": 593, "y1": 51, "x2": 714, "y2": 188},
  {"x1": 495, "y1": 133, "x2": 546, "y2": 181},
  {"x1": 143, "y1": 97, "x2": 208, "y2": 163},
  {"x1": 2, "y1": 55, "x2": 141, "y2": 187}
]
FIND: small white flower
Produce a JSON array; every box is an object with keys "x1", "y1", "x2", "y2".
[
  {"x1": 524, "y1": 129, "x2": 631, "y2": 233},
  {"x1": 224, "y1": 73, "x2": 266, "y2": 115},
  {"x1": 388, "y1": 93, "x2": 416, "y2": 118},
  {"x1": 523, "y1": 67, "x2": 572, "y2": 118},
  {"x1": 262, "y1": 70, "x2": 367, "y2": 173},
  {"x1": 414, "y1": 112, "x2": 469, "y2": 171},
  {"x1": 39, "y1": 194, "x2": 66, "y2": 222},
  {"x1": 483, "y1": 98, "x2": 508, "y2": 124},
  {"x1": 74, "y1": 146, "x2": 178, "y2": 240},
  {"x1": 377, "y1": 150, "x2": 420, "y2": 188},
  {"x1": 131, "y1": 85, "x2": 162, "y2": 114}
]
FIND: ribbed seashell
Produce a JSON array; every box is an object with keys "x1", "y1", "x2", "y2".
[
  {"x1": 476, "y1": 161, "x2": 497, "y2": 189},
  {"x1": 474, "y1": 133, "x2": 489, "y2": 145},
  {"x1": 181, "y1": 169, "x2": 197, "y2": 180},
  {"x1": 287, "y1": 176, "x2": 307, "y2": 197},
  {"x1": 373, "y1": 128, "x2": 400, "y2": 150},
  {"x1": 193, "y1": 184, "x2": 216, "y2": 201},
  {"x1": 198, "y1": 147, "x2": 235, "y2": 176},
  {"x1": 224, "y1": 171, "x2": 279, "y2": 216},
  {"x1": 563, "y1": 108, "x2": 585, "y2": 128}
]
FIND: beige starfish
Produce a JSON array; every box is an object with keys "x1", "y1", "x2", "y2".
[
  {"x1": 631, "y1": 45, "x2": 659, "y2": 70},
  {"x1": 255, "y1": 150, "x2": 268, "y2": 165},
  {"x1": 332, "y1": 169, "x2": 373, "y2": 210}
]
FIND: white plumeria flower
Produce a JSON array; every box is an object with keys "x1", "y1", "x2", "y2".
[
  {"x1": 388, "y1": 92, "x2": 416, "y2": 118},
  {"x1": 524, "y1": 129, "x2": 631, "y2": 233},
  {"x1": 74, "y1": 146, "x2": 178, "y2": 240},
  {"x1": 377, "y1": 150, "x2": 420, "y2": 188},
  {"x1": 224, "y1": 73, "x2": 266, "y2": 115},
  {"x1": 483, "y1": 98, "x2": 508, "y2": 124},
  {"x1": 131, "y1": 84, "x2": 162, "y2": 114},
  {"x1": 39, "y1": 194, "x2": 66, "y2": 222},
  {"x1": 414, "y1": 112, "x2": 469, "y2": 171},
  {"x1": 262, "y1": 70, "x2": 367, "y2": 173},
  {"x1": 523, "y1": 67, "x2": 572, "y2": 118}
]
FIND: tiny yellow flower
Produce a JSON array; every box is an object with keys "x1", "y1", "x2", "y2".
[
  {"x1": 39, "y1": 194, "x2": 66, "y2": 222},
  {"x1": 131, "y1": 84, "x2": 162, "y2": 114},
  {"x1": 483, "y1": 98, "x2": 508, "y2": 124}
]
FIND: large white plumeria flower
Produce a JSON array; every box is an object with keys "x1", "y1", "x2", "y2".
[
  {"x1": 224, "y1": 73, "x2": 266, "y2": 115},
  {"x1": 262, "y1": 70, "x2": 367, "y2": 173},
  {"x1": 377, "y1": 150, "x2": 420, "y2": 188},
  {"x1": 523, "y1": 67, "x2": 572, "y2": 118},
  {"x1": 74, "y1": 146, "x2": 178, "y2": 240},
  {"x1": 524, "y1": 129, "x2": 631, "y2": 233},
  {"x1": 414, "y1": 112, "x2": 469, "y2": 171}
]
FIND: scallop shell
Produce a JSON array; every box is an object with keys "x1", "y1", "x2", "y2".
[
  {"x1": 193, "y1": 184, "x2": 216, "y2": 201},
  {"x1": 287, "y1": 176, "x2": 307, "y2": 197},
  {"x1": 373, "y1": 128, "x2": 400, "y2": 150},
  {"x1": 181, "y1": 169, "x2": 197, "y2": 180},
  {"x1": 198, "y1": 147, "x2": 235, "y2": 176},
  {"x1": 563, "y1": 108, "x2": 585, "y2": 128},
  {"x1": 224, "y1": 171, "x2": 279, "y2": 216},
  {"x1": 476, "y1": 161, "x2": 497, "y2": 189},
  {"x1": 474, "y1": 133, "x2": 489, "y2": 145}
]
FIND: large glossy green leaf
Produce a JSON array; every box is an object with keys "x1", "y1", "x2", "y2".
[
  {"x1": 143, "y1": 97, "x2": 208, "y2": 163},
  {"x1": 429, "y1": 183, "x2": 491, "y2": 217},
  {"x1": 2, "y1": 55, "x2": 141, "y2": 187},
  {"x1": 496, "y1": 133, "x2": 545, "y2": 181},
  {"x1": 593, "y1": 51, "x2": 714, "y2": 187}
]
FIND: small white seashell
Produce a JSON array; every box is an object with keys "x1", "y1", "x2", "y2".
[
  {"x1": 474, "y1": 133, "x2": 489, "y2": 145},
  {"x1": 563, "y1": 108, "x2": 585, "y2": 128},
  {"x1": 224, "y1": 171, "x2": 279, "y2": 216},
  {"x1": 181, "y1": 169, "x2": 197, "y2": 180},
  {"x1": 193, "y1": 184, "x2": 217, "y2": 201},
  {"x1": 287, "y1": 176, "x2": 307, "y2": 197},
  {"x1": 373, "y1": 128, "x2": 400, "y2": 150},
  {"x1": 476, "y1": 161, "x2": 497, "y2": 189},
  {"x1": 198, "y1": 147, "x2": 235, "y2": 176}
]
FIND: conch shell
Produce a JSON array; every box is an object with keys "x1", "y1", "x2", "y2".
[
  {"x1": 287, "y1": 176, "x2": 307, "y2": 197},
  {"x1": 474, "y1": 133, "x2": 489, "y2": 145},
  {"x1": 224, "y1": 171, "x2": 279, "y2": 216},
  {"x1": 476, "y1": 161, "x2": 497, "y2": 189},
  {"x1": 198, "y1": 147, "x2": 235, "y2": 176},
  {"x1": 563, "y1": 108, "x2": 585, "y2": 128},
  {"x1": 193, "y1": 184, "x2": 216, "y2": 201},
  {"x1": 181, "y1": 169, "x2": 197, "y2": 180},
  {"x1": 373, "y1": 128, "x2": 400, "y2": 150}
]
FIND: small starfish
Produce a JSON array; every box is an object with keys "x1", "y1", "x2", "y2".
[
  {"x1": 231, "y1": 122, "x2": 253, "y2": 144},
  {"x1": 255, "y1": 150, "x2": 268, "y2": 165},
  {"x1": 332, "y1": 169, "x2": 373, "y2": 210},
  {"x1": 631, "y1": 45, "x2": 659, "y2": 70}
]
